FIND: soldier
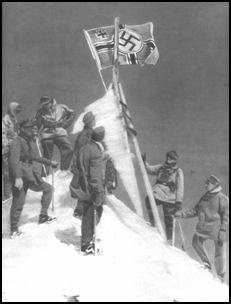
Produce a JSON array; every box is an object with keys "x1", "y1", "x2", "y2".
[
  {"x1": 71, "y1": 111, "x2": 96, "y2": 218},
  {"x1": 9, "y1": 119, "x2": 58, "y2": 238},
  {"x1": 72, "y1": 126, "x2": 107, "y2": 255},
  {"x1": 105, "y1": 157, "x2": 118, "y2": 194},
  {"x1": 34, "y1": 96, "x2": 75, "y2": 175},
  {"x1": 175, "y1": 175, "x2": 229, "y2": 282},
  {"x1": 2, "y1": 102, "x2": 22, "y2": 201},
  {"x1": 142, "y1": 150, "x2": 184, "y2": 244}
]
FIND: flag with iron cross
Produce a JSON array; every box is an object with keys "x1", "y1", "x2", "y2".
[{"x1": 84, "y1": 22, "x2": 159, "y2": 70}]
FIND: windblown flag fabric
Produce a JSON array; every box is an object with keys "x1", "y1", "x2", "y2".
[{"x1": 84, "y1": 22, "x2": 159, "y2": 70}]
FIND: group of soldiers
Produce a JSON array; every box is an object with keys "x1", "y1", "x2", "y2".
[
  {"x1": 2, "y1": 96, "x2": 229, "y2": 280},
  {"x1": 2, "y1": 96, "x2": 117, "y2": 256},
  {"x1": 142, "y1": 150, "x2": 229, "y2": 282}
]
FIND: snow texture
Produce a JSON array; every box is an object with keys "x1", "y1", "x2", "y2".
[
  {"x1": 2, "y1": 171, "x2": 229, "y2": 302},
  {"x1": 72, "y1": 88, "x2": 143, "y2": 217}
]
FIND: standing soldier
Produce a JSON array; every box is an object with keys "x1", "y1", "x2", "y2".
[
  {"x1": 72, "y1": 126, "x2": 107, "y2": 255},
  {"x1": 105, "y1": 157, "x2": 118, "y2": 194},
  {"x1": 142, "y1": 150, "x2": 184, "y2": 244},
  {"x1": 34, "y1": 96, "x2": 75, "y2": 176},
  {"x1": 9, "y1": 119, "x2": 58, "y2": 238},
  {"x1": 71, "y1": 111, "x2": 96, "y2": 218},
  {"x1": 175, "y1": 175, "x2": 229, "y2": 282},
  {"x1": 2, "y1": 102, "x2": 22, "y2": 201}
]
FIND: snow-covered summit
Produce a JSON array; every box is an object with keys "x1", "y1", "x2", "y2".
[{"x1": 2, "y1": 171, "x2": 229, "y2": 302}]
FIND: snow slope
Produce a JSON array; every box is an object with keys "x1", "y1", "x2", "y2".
[{"x1": 2, "y1": 172, "x2": 229, "y2": 302}]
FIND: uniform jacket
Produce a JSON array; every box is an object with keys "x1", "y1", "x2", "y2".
[
  {"x1": 9, "y1": 133, "x2": 53, "y2": 184},
  {"x1": 145, "y1": 162, "x2": 184, "y2": 204},
  {"x1": 2, "y1": 102, "x2": 20, "y2": 154},
  {"x1": 75, "y1": 140, "x2": 107, "y2": 200},
  {"x1": 181, "y1": 186, "x2": 229, "y2": 240},
  {"x1": 35, "y1": 100, "x2": 75, "y2": 140},
  {"x1": 71, "y1": 126, "x2": 93, "y2": 175}
]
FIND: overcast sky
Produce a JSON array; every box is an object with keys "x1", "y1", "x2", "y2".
[{"x1": 2, "y1": 2, "x2": 229, "y2": 184}]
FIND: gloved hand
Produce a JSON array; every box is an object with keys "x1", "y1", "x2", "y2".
[
  {"x1": 56, "y1": 120, "x2": 64, "y2": 128},
  {"x1": 174, "y1": 211, "x2": 182, "y2": 218},
  {"x1": 2, "y1": 145, "x2": 9, "y2": 155},
  {"x1": 92, "y1": 192, "x2": 104, "y2": 207},
  {"x1": 106, "y1": 181, "x2": 116, "y2": 194},
  {"x1": 51, "y1": 160, "x2": 59, "y2": 169},
  {"x1": 141, "y1": 153, "x2": 146, "y2": 163},
  {"x1": 14, "y1": 178, "x2": 23, "y2": 190},
  {"x1": 175, "y1": 201, "x2": 183, "y2": 212},
  {"x1": 218, "y1": 229, "x2": 226, "y2": 246}
]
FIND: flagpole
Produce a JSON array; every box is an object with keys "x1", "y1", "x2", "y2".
[
  {"x1": 112, "y1": 17, "x2": 120, "y2": 102},
  {"x1": 99, "y1": 70, "x2": 107, "y2": 92},
  {"x1": 119, "y1": 83, "x2": 166, "y2": 240}
]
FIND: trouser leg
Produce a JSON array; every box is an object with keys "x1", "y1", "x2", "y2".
[
  {"x1": 81, "y1": 202, "x2": 103, "y2": 251},
  {"x1": 28, "y1": 181, "x2": 53, "y2": 216},
  {"x1": 192, "y1": 234, "x2": 212, "y2": 269},
  {"x1": 214, "y1": 240, "x2": 226, "y2": 278},
  {"x1": 163, "y1": 203, "x2": 176, "y2": 241},
  {"x1": 41, "y1": 138, "x2": 54, "y2": 175},
  {"x1": 2, "y1": 155, "x2": 12, "y2": 199},
  {"x1": 54, "y1": 136, "x2": 73, "y2": 170},
  {"x1": 81, "y1": 202, "x2": 94, "y2": 251},
  {"x1": 10, "y1": 183, "x2": 28, "y2": 233}
]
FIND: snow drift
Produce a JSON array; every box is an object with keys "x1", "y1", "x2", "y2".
[
  {"x1": 2, "y1": 171, "x2": 229, "y2": 302},
  {"x1": 71, "y1": 88, "x2": 143, "y2": 217}
]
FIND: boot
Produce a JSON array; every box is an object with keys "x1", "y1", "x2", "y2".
[{"x1": 38, "y1": 214, "x2": 56, "y2": 224}]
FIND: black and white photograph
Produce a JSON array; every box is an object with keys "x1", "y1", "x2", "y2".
[{"x1": 2, "y1": 2, "x2": 229, "y2": 302}]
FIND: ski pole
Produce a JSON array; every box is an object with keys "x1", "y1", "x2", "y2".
[
  {"x1": 51, "y1": 167, "x2": 55, "y2": 212},
  {"x1": 177, "y1": 220, "x2": 186, "y2": 252},
  {"x1": 93, "y1": 205, "x2": 97, "y2": 256},
  {"x1": 35, "y1": 138, "x2": 47, "y2": 177},
  {"x1": 172, "y1": 217, "x2": 176, "y2": 246}
]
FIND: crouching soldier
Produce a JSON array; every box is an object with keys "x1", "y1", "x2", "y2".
[
  {"x1": 34, "y1": 96, "x2": 75, "y2": 176},
  {"x1": 142, "y1": 150, "x2": 184, "y2": 244},
  {"x1": 72, "y1": 126, "x2": 106, "y2": 255},
  {"x1": 9, "y1": 119, "x2": 58, "y2": 238},
  {"x1": 175, "y1": 175, "x2": 229, "y2": 282}
]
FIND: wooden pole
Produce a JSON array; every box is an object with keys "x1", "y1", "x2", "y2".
[
  {"x1": 112, "y1": 17, "x2": 120, "y2": 101},
  {"x1": 119, "y1": 83, "x2": 166, "y2": 240},
  {"x1": 111, "y1": 17, "x2": 165, "y2": 239},
  {"x1": 35, "y1": 137, "x2": 48, "y2": 177},
  {"x1": 51, "y1": 167, "x2": 55, "y2": 212},
  {"x1": 172, "y1": 218, "x2": 176, "y2": 246},
  {"x1": 177, "y1": 220, "x2": 186, "y2": 252}
]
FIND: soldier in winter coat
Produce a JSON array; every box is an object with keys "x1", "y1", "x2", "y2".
[
  {"x1": 175, "y1": 175, "x2": 229, "y2": 281},
  {"x1": 73, "y1": 126, "x2": 107, "y2": 254},
  {"x1": 71, "y1": 111, "x2": 96, "y2": 218},
  {"x1": 34, "y1": 96, "x2": 75, "y2": 175},
  {"x1": 142, "y1": 150, "x2": 184, "y2": 243},
  {"x1": 9, "y1": 119, "x2": 58, "y2": 238},
  {"x1": 2, "y1": 102, "x2": 22, "y2": 200}
]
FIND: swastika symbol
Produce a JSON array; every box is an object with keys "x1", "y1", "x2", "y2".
[
  {"x1": 119, "y1": 30, "x2": 142, "y2": 53},
  {"x1": 95, "y1": 29, "x2": 109, "y2": 40}
]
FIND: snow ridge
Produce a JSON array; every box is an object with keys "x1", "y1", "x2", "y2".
[{"x1": 2, "y1": 172, "x2": 229, "y2": 302}]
